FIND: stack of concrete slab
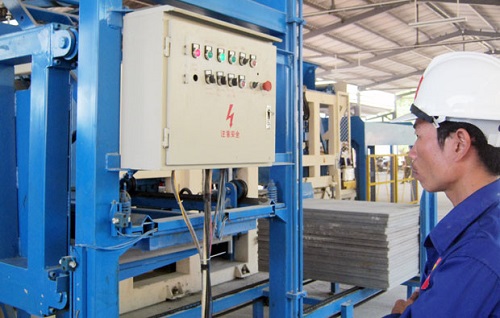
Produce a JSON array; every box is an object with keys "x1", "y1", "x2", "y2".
[
  {"x1": 258, "y1": 200, "x2": 420, "y2": 290},
  {"x1": 257, "y1": 219, "x2": 270, "y2": 273}
]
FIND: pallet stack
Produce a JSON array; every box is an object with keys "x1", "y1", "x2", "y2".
[{"x1": 258, "y1": 199, "x2": 420, "y2": 290}]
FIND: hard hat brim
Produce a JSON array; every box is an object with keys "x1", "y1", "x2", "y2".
[{"x1": 391, "y1": 112, "x2": 417, "y2": 123}]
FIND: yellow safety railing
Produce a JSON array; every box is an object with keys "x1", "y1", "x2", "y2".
[{"x1": 366, "y1": 154, "x2": 418, "y2": 204}]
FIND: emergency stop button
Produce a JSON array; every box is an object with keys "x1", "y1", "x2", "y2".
[{"x1": 262, "y1": 81, "x2": 272, "y2": 91}]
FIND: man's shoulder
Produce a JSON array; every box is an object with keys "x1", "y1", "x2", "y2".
[{"x1": 450, "y1": 234, "x2": 500, "y2": 278}]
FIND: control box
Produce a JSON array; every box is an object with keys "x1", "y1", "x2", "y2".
[{"x1": 120, "y1": 6, "x2": 278, "y2": 170}]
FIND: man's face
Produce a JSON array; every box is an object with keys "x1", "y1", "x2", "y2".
[{"x1": 408, "y1": 119, "x2": 456, "y2": 192}]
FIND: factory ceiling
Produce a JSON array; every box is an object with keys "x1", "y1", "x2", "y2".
[
  {"x1": 1, "y1": 0, "x2": 500, "y2": 97},
  {"x1": 302, "y1": 0, "x2": 500, "y2": 96}
]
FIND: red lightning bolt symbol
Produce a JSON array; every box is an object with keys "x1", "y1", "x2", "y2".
[{"x1": 226, "y1": 104, "x2": 235, "y2": 128}]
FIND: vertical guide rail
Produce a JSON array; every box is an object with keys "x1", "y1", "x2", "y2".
[
  {"x1": 0, "y1": 64, "x2": 18, "y2": 260},
  {"x1": 73, "y1": 1, "x2": 123, "y2": 316},
  {"x1": 269, "y1": 0, "x2": 305, "y2": 316},
  {"x1": 29, "y1": 54, "x2": 71, "y2": 271}
]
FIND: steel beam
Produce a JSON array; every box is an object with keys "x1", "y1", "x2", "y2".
[
  {"x1": 152, "y1": 0, "x2": 286, "y2": 34},
  {"x1": 0, "y1": 23, "x2": 76, "y2": 64},
  {"x1": 303, "y1": 287, "x2": 380, "y2": 317}
]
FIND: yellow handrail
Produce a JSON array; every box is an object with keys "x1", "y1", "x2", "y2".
[{"x1": 366, "y1": 154, "x2": 418, "y2": 204}]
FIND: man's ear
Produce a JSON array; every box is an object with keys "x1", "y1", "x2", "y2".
[{"x1": 453, "y1": 128, "x2": 472, "y2": 159}]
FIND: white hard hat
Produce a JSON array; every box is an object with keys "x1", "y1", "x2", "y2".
[{"x1": 394, "y1": 52, "x2": 500, "y2": 147}]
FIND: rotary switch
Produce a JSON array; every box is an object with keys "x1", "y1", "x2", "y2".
[
  {"x1": 228, "y1": 73, "x2": 237, "y2": 87},
  {"x1": 217, "y1": 72, "x2": 227, "y2": 86},
  {"x1": 205, "y1": 70, "x2": 216, "y2": 84}
]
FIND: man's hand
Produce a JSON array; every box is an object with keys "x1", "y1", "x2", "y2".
[{"x1": 391, "y1": 290, "x2": 420, "y2": 314}]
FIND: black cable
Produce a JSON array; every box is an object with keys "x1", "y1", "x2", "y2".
[
  {"x1": 303, "y1": 90, "x2": 310, "y2": 121},
  {"x1": 202, "y1": 169, "x2": 213, "y2": 318}
]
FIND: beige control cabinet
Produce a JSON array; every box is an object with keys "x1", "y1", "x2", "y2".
[{"x1": 120, "y1": 6, "x2": 278, "y2": 170}]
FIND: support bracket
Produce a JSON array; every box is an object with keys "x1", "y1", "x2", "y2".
[
  {"x1": 59, "y1": 256, "x2": 78, "y2": 272},
  {"x1": 107, "y1": 7, "x2": 133, "y2": 29},
  {"x1": 287, "y1": 290, "x2": 308, "y2": 300}
]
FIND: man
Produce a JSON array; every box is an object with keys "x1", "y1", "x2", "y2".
[{"x1": 386, "y1": 52, "x2": 500, "y2": 317}]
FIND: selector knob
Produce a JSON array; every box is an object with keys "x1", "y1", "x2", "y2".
[
  {"x1": 250, "y1": 82, "x2": 259, "y2": 89},
  {"x1": 205, "y1": 71, "x2": 216, "y2": 84},
  {"x1": 239, "y1": 52, "x2": 249, "y2": 66},
  {"x1": 217, "y1": 72, "x2": 227, "y2": 86},
  {"x1": 228, "y1": 74, "x2": 238, "y2": 87}
]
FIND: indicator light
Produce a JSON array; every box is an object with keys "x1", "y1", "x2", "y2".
[
  {"x1": 192, "y1": 43, "x2": 201, "y2": 58},
  {"x1": 228, "y1": 50, "x2": 237, "y2": 64},
  {"x1": 238, "y1": 75, "x2": 246, "y2": 88},
  {"x1": 249, "y1": 54, "x2": 257, "y2": 68},
  {"x1": 217, "y1": 48, "x2": 226, "y2": 62},
  {"x1": 205, "y1": 46, "x2": 213, "y2": 60}
]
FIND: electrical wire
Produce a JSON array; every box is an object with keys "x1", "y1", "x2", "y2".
[
  {"x1": 75, "y1": 228, "x2": 158, "y2": 251},
  {"x1": 213, "y1": 169, "x2": 227, "y2": 243},
  {"x1": 201, "y1": 169, "x2": 213, "y2": 318},
  {"x1": 171, "y1": 171, "x2": 202, "y2": 258}
]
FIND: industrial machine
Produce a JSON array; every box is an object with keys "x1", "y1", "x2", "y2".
[
  {"x1": 0, "y1": 1, "x2": 438, "y2": 317},
  {"x1": 0, "y1": 1, "x2": 303, "y2": 317}
]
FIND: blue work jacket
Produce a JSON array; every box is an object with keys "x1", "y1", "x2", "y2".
[{"x1": 384, "y1": 179, "x2": 500, "y2": 317}]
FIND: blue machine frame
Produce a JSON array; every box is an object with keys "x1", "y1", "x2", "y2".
[
  {"x1": 0, "y1": 0, "x2": 305, "y2": 316},
  {"x1": 0, "y1": 1, "x2": 437, "y2": 317}
]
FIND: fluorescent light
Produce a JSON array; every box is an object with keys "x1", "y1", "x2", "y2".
[{"x1": 409, "y1": 16, "x2": 467, "y2": 27}]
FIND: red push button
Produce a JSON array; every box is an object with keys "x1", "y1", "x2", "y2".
[{"x1": 262, "y1": 81, "x2": 272, "y2": 91}]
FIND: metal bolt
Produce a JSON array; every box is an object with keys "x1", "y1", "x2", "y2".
[
  {"x1": 112, "y1": 217, "x2": 119, "y2": 224},
  {"x1": 58, "y1": 37, "x2": 68, "y2": 49},
  {"x1": 48, "y1": 271, "x2": 57, "y2": 280},
  {"x1": 68, "y1": 261, "x2": 77, "y2": 269}
]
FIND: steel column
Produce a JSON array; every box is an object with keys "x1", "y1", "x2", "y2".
[
  {"x1": 268, "y1": 0, "x2": 305, "y2": 316},
  {"x1": 73, "y1": 0, "x2": 124, "y2": 316},
  {"x1": 28, "y1": 53, "x2": 71, "y2": 269}
]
